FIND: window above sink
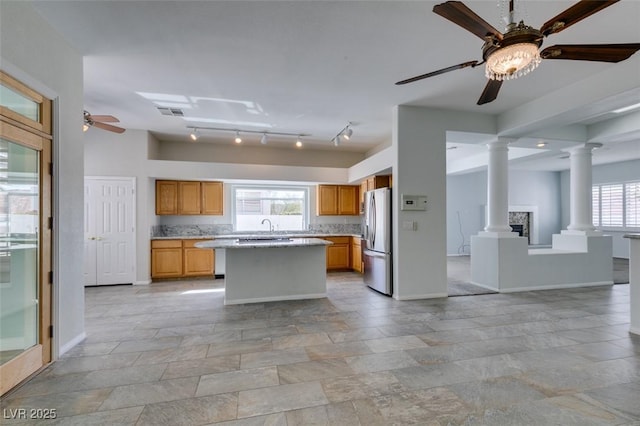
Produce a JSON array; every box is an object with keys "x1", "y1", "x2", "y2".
[{"x1": 232, "y1": 185, "x2": 309, "y2": 232}]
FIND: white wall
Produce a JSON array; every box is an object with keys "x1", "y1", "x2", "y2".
[
  {"x1": 84, "y1": 129, "x2": 157, "y2": 283},
  {"x1": 156, "y1": 140, "x2": 365, "y2": 168},
  {"x1": 393, "y1": 106, "x2": 496, "y2": 300},
  {"x1": 561, "y1": 158, "x2": 640, "y2": 258},
  {"x1": 1, "y1": 2, "x2": 85, "y2": 355}
]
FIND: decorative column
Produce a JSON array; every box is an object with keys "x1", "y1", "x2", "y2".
[
  {"x1": 565, "y1": 143, "x2": 601, "y2": 233},
  {"x1": 484, "y1": 139, "x2": 514, "y2": 235}
]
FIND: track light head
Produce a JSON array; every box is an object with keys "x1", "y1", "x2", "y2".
[
  {"x1": 234, "y1": 131, "x2": 242, "y2": 144},
  {"x1": 334, "y1": 135, "x2": 341, "y2": 146},
  {"x1": 343, "y1": 126, "x2": 353, "y2": 140},
  {"x1": 296, "y1": 136, "x2": 303, "y2": 148},
  {"x1": 260, "y1": 133, "x2": 268, "y2": 145},
  {"x1": 189, "y1": 128, "x2": 199, "y2": 141}
]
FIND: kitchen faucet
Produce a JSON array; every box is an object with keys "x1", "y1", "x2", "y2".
[{"x1": 261, "y1": 218, "x2": 274, "y2": 232}]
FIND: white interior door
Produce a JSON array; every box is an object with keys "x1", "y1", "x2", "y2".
[{"x1": 84, "y1": 177, "x2": 136, "y2": 286}]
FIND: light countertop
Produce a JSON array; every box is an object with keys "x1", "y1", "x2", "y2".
[
  {"x1": 195, "y1": 237, "x2": 332, "y2": 249},
  {"x1": 152, "y1": 233, "x2": 361, "y2": 240}
]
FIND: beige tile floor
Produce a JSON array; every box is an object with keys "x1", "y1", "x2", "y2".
[{"x1": 2, "y1": 272, "x2": 639, "y2": 425}]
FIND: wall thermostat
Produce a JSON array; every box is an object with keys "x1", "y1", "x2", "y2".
[{"x1": 401, "y1": 194, "x2": 427, "y2": 211}]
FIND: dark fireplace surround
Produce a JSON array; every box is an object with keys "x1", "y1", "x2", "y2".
[{"x1": 509, "y1": 211, "x2": 530, "y2": 243}]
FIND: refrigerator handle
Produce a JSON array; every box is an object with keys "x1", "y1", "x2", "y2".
[{"x1": 371, "y1": 193, "x2": 376, "y2": 247}]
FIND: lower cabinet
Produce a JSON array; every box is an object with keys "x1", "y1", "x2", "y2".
[
  {"x1": 323, "y1": 237, "x2": 351, "y2": 270},
  {"x1": 183, "y1": 240, "x2": 215, "y2": 276},
  {"x1": 151, "y1": 239, "x2": 214, "y2": 279},
  {"x1": 351, "y1": 237, "x2": 363, "y2": 273}
]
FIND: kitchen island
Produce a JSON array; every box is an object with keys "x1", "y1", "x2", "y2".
[{"x1": 195, "y1": 237, "x2": 332, "y2": 305}]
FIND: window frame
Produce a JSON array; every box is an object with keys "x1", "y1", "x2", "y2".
[
  {"x1": 592, "y1": 180, "x2": 640, "y2": 230},
  {"x1": 231, "y1": 184, "x2": 310, "y2": 232}
]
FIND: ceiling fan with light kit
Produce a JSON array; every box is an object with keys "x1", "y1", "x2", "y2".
[
  {"x1": 83, "y1": 110, "x2": 125, "y2": 134},
  {"x1": 396, "y1": 0, "x2": 640, "y2": 105}
]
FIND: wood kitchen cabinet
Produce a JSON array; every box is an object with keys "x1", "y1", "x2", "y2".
[
  {"x1": 324, "y1": 236, "x2": 351, "y2": 270},
  {"x1": 178, "y1": 181, "x2": 201, "y2": 215},
  {"x1": 201, "y1": 181, "x2": 224, "y2": 215},
  {"x1": 156, "y1": 180, "x2": 224, "y2": 215},
  {"x1": 151, "y1": 240, "x2": 183, "y2": 278},
  {"x1": 317, "y1": 185, "x2": 359, "y2": 216},
  {"x1": 151, "y1": 239, "x2": 214, "y2": 279},
  {"x1": 183, "y1": 240, "x2": 214, "y2": 276},
  {"x1": 156, "y1": 181, "x2": 179, "y2": 215},
  {"x1": 351, "y1": 237, "x2": 363, "y2": 273}
]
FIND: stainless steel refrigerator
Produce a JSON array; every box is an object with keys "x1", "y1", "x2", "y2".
[{"x1": 363, "y1": 187, "x2": 392, "y2": 295}]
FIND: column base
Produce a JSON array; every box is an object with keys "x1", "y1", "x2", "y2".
[{"x1": 561, "y1": 229, "x2": 602, "y2": 237}]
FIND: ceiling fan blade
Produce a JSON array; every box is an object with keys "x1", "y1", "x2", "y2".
[
  {"x1": 89, "y1": 115, "x2": 119, "y2": 123},
  {"x1": 541, "y1": 44, "x2": 640, "y2": 62},
  {"x1": 433, "y1": 1, "x2": 502, "y2": 41},
  {"x1": 395, "y1": 61, "x2": 479, "y2": 85},
  {"x1": 92, "y1": 121, "x2": 126, "y2": 134},
  {"x1": 477, "y1": 79, "x2": 503, "y2": 105},
  {"x1": 540, "y1": 0, "x2": 619, "y2": 36}
]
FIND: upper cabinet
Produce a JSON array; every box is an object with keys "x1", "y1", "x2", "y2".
[
  {"x1": 178, "y1": 181, "x2": 201, "y2": 215},
  {"x1": 156, "y1": 180, "x2": 224, "y2": 216},
  {"x1": 317, "y1": 184, "x2": 359, "y2": 216},
  {"x1": 156, "y1": 180, "x2": 179, "y2": 215},
  {"x1": 201, "y1": 181, "x2": 224, "y2": 215}
]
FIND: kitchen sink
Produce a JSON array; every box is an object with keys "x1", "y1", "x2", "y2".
[{"x1": 236, "y1": 237, "x2": 293, "y2": 243}]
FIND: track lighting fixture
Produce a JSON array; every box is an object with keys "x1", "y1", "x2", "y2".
[
  {"x1": 343, "y1": 126, "x2": 353, "y2": 140},
  {"x1": 185, "y1": 126, "x2": 311, "y2": 148},
  {"x1": 331, "y1": 122, "x2": 353, "y2": 146}
]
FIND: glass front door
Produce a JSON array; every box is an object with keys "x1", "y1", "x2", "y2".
[{"x1": 0, "y1": 138, "x2": 40, "y2": 365}]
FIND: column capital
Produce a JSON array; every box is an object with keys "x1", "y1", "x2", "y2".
[{"x1": 487, "y1": 138, "x2": 514, "y2": 150}]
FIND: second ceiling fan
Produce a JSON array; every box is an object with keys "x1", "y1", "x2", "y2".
[{"x1": 396, "y1": 0, "x2": 640, "y2": 105}]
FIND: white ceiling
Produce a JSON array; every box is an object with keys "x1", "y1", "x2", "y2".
[{"x1": 29, "y1": 0, "x2": 640, "y2": 172}]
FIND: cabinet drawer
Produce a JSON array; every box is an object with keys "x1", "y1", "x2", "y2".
[
  {"x1": 151, "y1": 240, "x2": 182, "y2": 249},
  {"x1": 183, "y1": 239, "x2": 211, "y2": 248},
  {"x1": 324, "y1": 236, "x2": 351, "y2": 244}
]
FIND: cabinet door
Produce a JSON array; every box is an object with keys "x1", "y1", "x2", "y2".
[
  {"x1": 151, "y1": 242, "x2": 183, "y2": 278},
  {"x1": 183, "y1": 240, "x2": 214, "y2": 276},
  {"x1": 201, "y1": 181, "x2": 223, "y2": 215},
  {"x1": 156, "y1": 180, "x2": 178, "y2": 215},
  {"x1": 326, "y1": 244, "x2": 350, "y2": 270},
  {"x1": 338, "y1": 186, "x2": 358, "y2": 215},
  {"x1": 317, "y1": 185, "x2": 338, "y2": 215},
  {"x1": 178, "y1": 181, "x2": 201, "y2": 215},
  {"x1": 351, "y1": 238, "x2": 362, "y2": 273},
  {"x1": 359, "y1": 181, "x2": 368, "y2": 213}
]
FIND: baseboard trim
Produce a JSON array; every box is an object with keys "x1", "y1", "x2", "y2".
[
  {"x1": 469, "y1": 281, "x2": 499, "y2": 292},
  {"x1": 134, "y1": 280, "x2": 151, "y2": 285},
  {"x1": 498, "y1": 281, "x2": 613, "y2": 293},
  {"x1": 224, "y1": 293, "x2": 325, "y2": 305},
  {"x1": 59, "y1": 332, "x2": 86, "y2": 357},
  {"x1": 394, "y1": 292, "x2": 448, "y2": 301},
  {"x1": 215, "y1": 274, "x2": 225, "y2": 279}
]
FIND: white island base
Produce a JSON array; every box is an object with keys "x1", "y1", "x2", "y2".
[{"x1": 195, "y1": 238, "x2": 331, "y2": 305}]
